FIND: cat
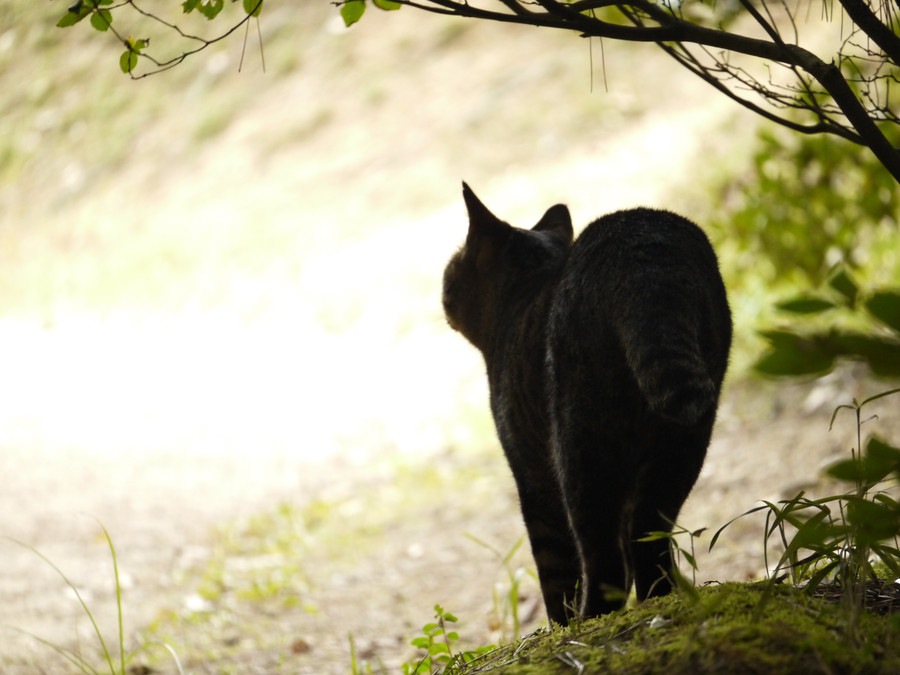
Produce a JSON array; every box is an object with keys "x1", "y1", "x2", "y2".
[{"x1": 442, "y1": 183, "x2": 732, "y2": 624}]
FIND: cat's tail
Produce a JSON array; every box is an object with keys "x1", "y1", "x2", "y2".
[{"x1": 621, "y1": 313, "x2": 722, "y2": 427}]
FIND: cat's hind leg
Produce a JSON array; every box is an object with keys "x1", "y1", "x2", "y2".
[
  {"x1": 553, "y1": 421, "x2": 633, "y2": 618},
  {"x1": 630, "y1": 426, "x2": 708, "y2": 601},
  {"x1": 516, "y1": 487, "x2": 581, "y2": 626}
]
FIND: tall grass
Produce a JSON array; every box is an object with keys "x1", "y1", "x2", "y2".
[{"x1": 3, "y1": 522, "x2": 184, "y2": 675}]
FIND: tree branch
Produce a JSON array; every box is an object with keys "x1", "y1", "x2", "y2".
[
  {"x1": 659, "y1": 42, "x2": 865, "y2": 143},
  {"x1": 802, "y1": 53, "x2": 900, "y2": 180},
  {"x1": 837, "y1": 0, "x2": 900, "y2": 66},
  {"x1": 391, "y1": 0, "x2": 900, "y2": 182}
]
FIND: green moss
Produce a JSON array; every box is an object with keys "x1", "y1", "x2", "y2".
[{"x1": 452, "y1": 583, "x2": 900, "y2": 674}]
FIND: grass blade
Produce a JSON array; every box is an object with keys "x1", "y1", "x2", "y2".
[
  {"x1": 95, "y1": 522, "x2": 126, "y2": 675},
  {"x1": 1, "y1": 625, "x2": 98, "y2": 674},
  {"x1": 4, "y1": 535, "x2": 115, "y2": 672}
]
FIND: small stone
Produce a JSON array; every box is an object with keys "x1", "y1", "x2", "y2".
[
  {"x1": 648, "y1": 615, "x2": 670, "y2": 629},
  {"x1": 291, "y1": 637, "x2": 312, "y2": 654}
]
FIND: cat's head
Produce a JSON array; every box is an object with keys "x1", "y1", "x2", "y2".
[{"x1": 442, "y1": 182, "x2": 573, "y2": 350}]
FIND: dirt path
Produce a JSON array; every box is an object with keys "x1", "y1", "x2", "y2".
[{"x1": 2, "y1": 311, "x2": 891, "y2": 674}]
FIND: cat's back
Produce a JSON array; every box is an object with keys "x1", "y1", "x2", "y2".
[
  {"x1": 549, "y1": 206, "x2": 732, "y2": 421},
  {"x1": 568, "y1": 207, "x2": 718, "y2": 270},
  {"x1": 558, "y1": 207, "x2": 727, "y2": 314}
]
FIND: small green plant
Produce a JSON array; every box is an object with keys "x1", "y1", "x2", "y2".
[
  {"x1": 2, "y1": 522, "x2": 184, "y2": 675},
  {"x1": 710, "y1": 389, "x2": 900, "y2": 626},
  {"x1": 349, "y1": 632, "x2": 380, "y2": 675},
  {"x1": 402, "y1": 604, "x2": 494, "y2": 675},
  {"x1": 465, "y1": 534, "x2": 534, "y2": 642},
  {"x1": 637, "y1": 522, "x2": 706, "y2": 600},
  {"x1": 825, "y1": 390, "x2": 900, "y2": 618}
]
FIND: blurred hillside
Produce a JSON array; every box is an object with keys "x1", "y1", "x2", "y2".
[{"x1": 0, "y1": 2, "x2": 749, "y2": 466}]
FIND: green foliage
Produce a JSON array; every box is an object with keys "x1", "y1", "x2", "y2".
[
  {"x1": 755, "y1": 266, "x2": 900, "y2": 377},
  {"x1": 637, "y1": 523, "x2": 706, "y2": 596},
  {"x1": 339, "y1": 0, "x2": 402, "y2": 28},
  {"x1": 179, "y1": 0, "x2": 264, "y2": 20},
  {"x1": 90, "y1": 8, "x2": 112, "y2": 32},
  {"x1": 713, "y1": 126, "x2": 899, "y2": 288},
  {"x1": 56, "y1": 0, "x2": 114, "y2": 28},
  {"x1": 182, "y1": 0, "x2": 227, "y2": 21},
  {"x1": 243, "y1": 0, "x2": 264, "y2": 18},
  {"x1": 119, "y1": 37, "x2": 148, "y2": 74},
  {"x1": 711, "y1": 389, "x2": 900, "y2": 612},
  {"x1": 180, "y1": 0, "x2": 262, "y2": 20},
  {"x1": 401, "y1": 604, "x2": 494, "y2": 675},
  {"x1": 56, "y1": 0, "x2": 265, "y2": 76},
  {"x1": 340, "y1": 1, "x2": 366, "y2": 27},
  {"x1": 406, "y1": 604, "x2": 460, "y2": 674},
  {"x1": 706, "y1": 113, "x2": 900, "y2": 378}
]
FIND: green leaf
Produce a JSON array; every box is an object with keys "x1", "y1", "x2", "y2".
[
  {"x1": 341, "y1": 0, "x2": 366, "y2": 27},
  {"x1": 243, "y1": 0, "x2": 264, "y2": 16},
  {"x1": 827, "y1": 437, "x2": 900, "y2": 484},
  {"x1": 198, "y1": 0, "x2": 224, "y2": 20},
  {"x1": 182, "y1": 0, "x2": 201, "y2": 13},
  {"x1": 873, "y1": 492, "x2": 899, "y2": 511},
  {"x1": 845, "y1": 497, "x2": 900, "y2": 544},
  {"x1": 828, "y1": 266, "x2": 859, "y2": 308},
  {"x1": 775, "y1": 295, "x2": 836, "y2": 314},
  {"x1": 829, "y1": 332, "x2": 900, "y2": 377},
  {"x1": 373, "y1": 0, "x2": 401, "y2": 9},
  {"x1": 636, "y1": 530, "x2": 673, "y2": 542},
  {"x1": 865, "y1": 436, "x2": 900, "y2": 481},
  {"x1": 866, "y1": 436, "x2": 900, "y2": 461},
  {"x1": 90, "y1": 9, "x2": 112, "y2": 32},
  {"x1": 827, "y1": 458, "x2": 864, "y2": 483},
  {"x1": 119, "y1": 49, "x2": 138, "y2": 74},
  {"x1": 754, "y1": 330, "x2": 835, "y2": 377},
  {"x1": 682, "y1": 550, "x2": 698, "y2": 569},
  {"x1": 866, "y1": 290, "x2": 900, "y2": 334},
  {"x1": 57, "y1": 3, "x2": 92, "y2": 28},
  {"x1": 785, "y1": 510, "x2": 836, "y2": 551},
  {"x1": 119, "y1": 37, "x2": 148, "y2": 74},
  {"x1": 871, "y1": 542, "x2": 900, "y2": 578}
]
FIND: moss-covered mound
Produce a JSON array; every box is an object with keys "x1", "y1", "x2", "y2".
[{"x1": 452, "y1": 582, "x2": 900, "y2": 674}]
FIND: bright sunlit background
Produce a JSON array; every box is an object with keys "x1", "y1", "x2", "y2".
[{"x1": 1, "y1": 2, "x2": 897, "y2": 673}]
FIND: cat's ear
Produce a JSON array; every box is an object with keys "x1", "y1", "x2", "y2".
[
  {"x1": 462, "y1": 182, "x2": 510, "y2": 241},
  {"x1": 533, "y1": 204, "x2": 573, "y2": 244}
]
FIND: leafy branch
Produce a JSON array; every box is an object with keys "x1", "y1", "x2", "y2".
[
  {"x1": 54, "y1": 1, "x2": 900, "y2": 181},
  {"x1": 56, "y1": 0, "x2": 264, "y2": 78},
  {"x1": 334, "y1": 0, "x2": 900, "y2": 182},
  {"x1": 755, "y1": 266, "x2": 900, "y2": 378}
]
